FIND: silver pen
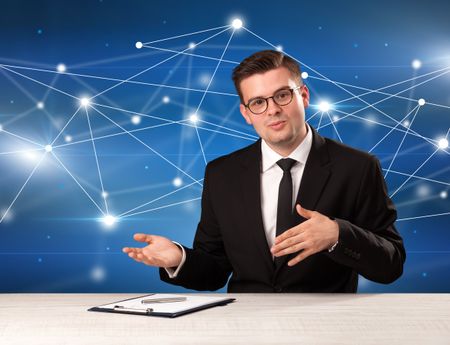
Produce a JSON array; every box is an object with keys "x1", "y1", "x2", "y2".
[{"x1": 141, "y1": 297, "x2": 187, "y2": 304}]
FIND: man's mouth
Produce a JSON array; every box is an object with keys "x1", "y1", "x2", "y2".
[{"x1": 267, "y1": 120, "x2": 286, "y2": 129}]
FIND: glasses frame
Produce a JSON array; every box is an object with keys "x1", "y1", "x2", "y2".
[{"x1": 243, "y1": 85, "x2": 302, "y2": 115}]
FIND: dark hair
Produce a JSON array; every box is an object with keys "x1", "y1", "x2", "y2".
[{"x1": 232, "y1": 50, "x2": 303, "y2": 103}]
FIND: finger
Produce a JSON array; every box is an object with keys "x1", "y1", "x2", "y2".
[
  {"x1": 128, "y1": 252, "x2": 142, "y2": 263},
  {"x1": 288, "y1": 249, "x2": 314, "y2": 266},
  {"x1": 133, "y1": 233, "x2": 153, "y2": 244},
  {"x1": 296, "y1": 204, "x2": 314, "y2": 219},
  {"x1": 123, "y1": 247, "x2": 140, "y2": 254},
  {"x1": 273, "y1": 241, "x2": 308, "y2": 257},
  {"x1": 272, "y1": 233, "x2": 305, "y2": 253}
]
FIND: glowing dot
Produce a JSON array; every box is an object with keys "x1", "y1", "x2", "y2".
[
  {"x1": 189, "y1": 113, "x2": 199, "y2": 124},
  {"x1": 135, "y1": 41, "x2": 143, "y2": 49},
  {"x1": 417, "y1": 185, "x2": 430, "y2": 197},
  {"x1": 173, "y1": 177, "x2": 183, "y2": 187},
  {"x1": 231, "y1": 18, "x2": 243, "y2": 29},
  {"x1": 64, "y1": 135, "x2": 72, "y2": 142},
  {"x1": 91, "y1": 266, "x2": 106, "y2": 282},
  {"x1": 102, "y1": 191, "x2": 108, "y2": 199},
  {"x1": 440, "y1": 191, "x2": 448, "y2": 199},
  {"x1": 45, "y1": 145, "x2": 53, "y2": 153},
  {"x1": 332, "y1": 115, "x2": 339, "y2": 122},
  {"x1": 418, "y1": 98, "x2": 426, "y2": 106},
  {"x1": 162, "y1": 96, "x2": 170, "y2": 104},
  {"x1": 56, "y1": 63, "x2": 66, "y2": 73},
  {"x1": 102, "y1": 215, "x2": 117, "y2": 227},
  {"x1": 37, "y1": 102, "x2": 44, "y2": 109},
  {"x1": 318, "y1": 101, "x2": 331, "y2": 112},
  {"x1": 1, "y1": 208, "x2": 13, "y2": 222},
  {"x1": 276, "y1": 45, "x2": 283, "y2": 52},
  {"x1": 80, "y1": 98, "x2": 90, "y2": 107},
  {"x1": 24, "y1": 151, "x2": 37, "y2": 161},
  {"x1": 403, "y1": 120, "x2": 410, "y2": 128},
  {"x1": 422, "y1": 272, "x2": 427, "y2": 278},
  {"x1": 412, "y1": 59, "x2": 422, "y2": 69},
  {"x1": 131, "y1": 115, "x2": 141, "y2": 125},
  {"x1": 188, "y1": 42, "x2": 196, "y2": 49},
  {"x1": 438, "y1": 138, "x2": 449, "y2": 149},
  {"x1": 301, "y1": 72, "x2": 309, "y2": 79}
]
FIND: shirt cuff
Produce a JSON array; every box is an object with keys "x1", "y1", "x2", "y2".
[{"x1": 164, "y1": 241, "x2": 186, "y2": 279}]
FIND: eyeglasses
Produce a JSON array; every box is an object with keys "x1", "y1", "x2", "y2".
[{"x1": 244, "y1": 86, "x2": 302, "y2": 115}]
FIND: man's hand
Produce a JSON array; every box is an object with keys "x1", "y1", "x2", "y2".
[
  {"x1": 122, "y1": 233, "x2": 183, "y2": 268},
  {"x1": 271, "y1": 204, "x2": 339, "y2": 266}
]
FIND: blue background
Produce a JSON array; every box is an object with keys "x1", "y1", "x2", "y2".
[{"x1": 0, "y1": 0, "x2": 449, "y2": 292}]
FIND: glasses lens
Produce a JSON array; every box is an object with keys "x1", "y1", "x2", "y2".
[
  {"x1": 273, "y1": 89, "x2": 293, "y2": 106},
  {"x1": 248, "y1": 98, "x2": 267, "y2": 114}
]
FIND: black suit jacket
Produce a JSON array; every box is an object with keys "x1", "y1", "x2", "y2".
[{"x1": 160, "y1": 127, "x2": 406, "y2": 292}]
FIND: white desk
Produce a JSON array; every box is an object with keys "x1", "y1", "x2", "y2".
[{"x1": 1, "y1": 294, "x2": 449, "y2": 344}]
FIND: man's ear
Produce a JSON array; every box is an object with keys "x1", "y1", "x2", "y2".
[
  {"x1": 240, "y1": 103, "x2": 253, "y2": 125},
  {"x1": 301, "y1": 85, "x2": 310, "y2": 109}
]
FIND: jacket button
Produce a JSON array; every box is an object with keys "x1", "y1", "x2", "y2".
[{"x1": 274, "y1": 286, "x2": 283, "y2": 293}]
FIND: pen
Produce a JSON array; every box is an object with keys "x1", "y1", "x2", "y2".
[{"x1": 141, "y1": 297, "x2": 187, "y2": 304}]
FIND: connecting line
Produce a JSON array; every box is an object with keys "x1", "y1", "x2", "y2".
[
  {"x1": 50, "y1": 106, "x2": 82, "y2": 146},
  {"x1": 192, "y1": 29, "x2": 236, "y2": 165},
  {"x1": 389, "y1": 148, "x2": 440, "y2": 199},
  {"x1": 397, "y1": 212, "x2": 450, "y2": 222},
  {"x1": 90, "y1": 105, "x2": 204, "y2": 188},
  {"x1": 384, "y1": 105, "x2": 422, "y2": 179},
  {"x1": 118, "y1": 178, "x2": 204, "y2": 217},
  {"x1": 243, "y1": 26, "x2": 450, "y2": 150},
  {"x1": 119, "y1": 197, "x2": 202, "y2": 219},
  {"x1": 382, "y1": 168, "x2": 450, "y2": 187},
  {"x1": 0, "y1": 65, "x2": 79, "y2": 101},
  {"x1": 325, "y1": 111, "x2": 343, "y2": 142},
  {"x1": 316, "y1": 111, "x2": 325, "y2": 130},
  {"x1": 3, "y1": 107, "x2": 35, "y2": 127},
  {"x1": 369, "y1": 105, "x2": 419, "y2": 153},
  {"x1": 85, "y1": 108, "x2": 109, "y2": 215},
  {"x1": 306, "y1": 110, "x2": 322, "y2": 123},
  {"x1": 0, "y1": 148, "x2": 45, "y2": 156},
  {"x1": 0, "y1": 152, "x2": 47, "y2": 224},
  {"x1": 51, "y1": 152, "x2": 105, "y2": 215},
  {"x1": 1, "y1": 128, "x2": 44, "y2": 148},
  {"x1": 314, "y1": 68, "x2": 450, "y2": 148},
  {"x1": 144, "y1": 24, "x2": 230, "y2": 44},
  {"x1": 312, "y1": 66, "x2": 450, "y2": 108},
  {"x1": 144, "y1": 45, "x2": 239, "y2": 64},
  {"x1": 0, "y1": 63, "x2": 238, "y2": 97},
  {"x1": 91, "y1": 27, "x2": 231, "y2": 100}
]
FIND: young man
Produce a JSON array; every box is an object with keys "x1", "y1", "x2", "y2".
[{"x1": 123, "y1": 50, "x2": 406, "y2": 292}]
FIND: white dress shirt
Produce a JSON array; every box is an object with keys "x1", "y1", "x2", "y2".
[
  {"x1": 166, "y1": 124, "x2": 313, "y2": 277},
  {"x1": 260, "y1": 124, "x2": 313, "y2": 252}
]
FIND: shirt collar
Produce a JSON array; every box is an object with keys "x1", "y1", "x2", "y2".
[{"x1": 261, "y1": 123, "x2": 313, "y2": 173}]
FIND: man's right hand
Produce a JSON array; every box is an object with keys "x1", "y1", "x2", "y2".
[{"x1": 122, "y1": 233, "x2": 183, "y2": 269}]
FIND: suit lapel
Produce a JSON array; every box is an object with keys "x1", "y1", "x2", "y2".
[
  {"x1": 275, "y1": 127, "x2": 332, "y2": 273},
  {"x1": 239, "y1": 140, "x2": 275, "y2": 274}
]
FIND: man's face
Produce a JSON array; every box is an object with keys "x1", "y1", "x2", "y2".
[{"x1": 239, "y1": 66, "x2": 309, "y2": 153}]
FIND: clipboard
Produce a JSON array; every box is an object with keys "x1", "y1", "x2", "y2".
[{"x1": 88, "y1": 294, "x2": 235, "y2": 318}]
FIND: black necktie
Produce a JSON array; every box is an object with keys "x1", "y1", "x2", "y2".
[{"x1": 276, "y1": 158, "x2": 297, "y2": 237}]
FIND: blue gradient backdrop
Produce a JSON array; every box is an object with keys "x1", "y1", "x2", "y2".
[{"x1": 0, "y1": 0, "x2": 449, "y2": 292}]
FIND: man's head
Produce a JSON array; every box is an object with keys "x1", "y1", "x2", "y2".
[{"x1": 232, "y1": 50, "x2": 310, "y2": 156}]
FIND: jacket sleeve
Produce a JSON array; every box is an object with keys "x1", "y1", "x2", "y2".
[
  {"x1": 327, "y1": 155, "x2": 406, "y2": 284},
  {"x1": 160, "y1": 163, "x2": 232, "y2": 290}
]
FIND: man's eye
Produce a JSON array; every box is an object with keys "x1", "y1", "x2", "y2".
[
  {"x1": 275, "y1": 91, "x2": 290, "y2": 100},
  {"x1": 251, "y1": 99, "x2": 265, "y2": 106}
]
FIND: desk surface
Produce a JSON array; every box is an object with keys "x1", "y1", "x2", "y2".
[{"x1": 1, "y1": 293, "x2": 450, "y2": 344}]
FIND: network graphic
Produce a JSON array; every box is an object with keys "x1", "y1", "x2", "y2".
[{"x1": 0, "y1": 17, "x2": 449, "y2": 291}]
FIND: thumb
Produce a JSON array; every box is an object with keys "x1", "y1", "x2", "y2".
[
  {"x1": 296, "y1": 204, "x2": 314, "y2": 219},
  {"x1": 133, "y1": 233, "x2": 153, "y2": 244}
]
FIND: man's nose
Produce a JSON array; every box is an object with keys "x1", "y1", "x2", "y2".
[{"x1": 265, "y1": 97, "x2": 282, "y2": 116}]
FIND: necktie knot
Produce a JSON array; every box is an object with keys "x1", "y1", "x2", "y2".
[{"x1": 276, "y1": 158, "x2": 296, "y2": 172}]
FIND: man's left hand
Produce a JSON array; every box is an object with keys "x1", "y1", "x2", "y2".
[{"x1": 271, "y1": 204, "x2": 339, "y2": 266}]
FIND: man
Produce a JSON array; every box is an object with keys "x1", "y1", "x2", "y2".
[{"x1": 123, "y1": 50, "x2": 406, "y2": 292}]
